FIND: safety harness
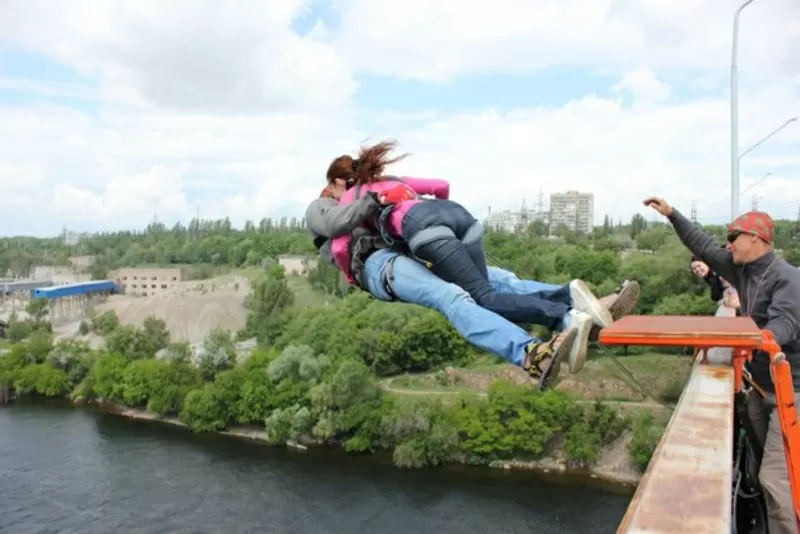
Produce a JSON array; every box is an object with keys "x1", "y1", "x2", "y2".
[{"x1": 338, "y1": 180, "x2": 407, "y2": 301}]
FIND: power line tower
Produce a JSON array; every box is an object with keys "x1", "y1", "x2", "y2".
[
  {"x1": 536, "y1": 186, "x2": 545, "y2": 214},
  {"x1": 690, "y1": 201, "x2": 698, "y2": 223},
  {"x1": 519, "y1": 198, "x2": 529, "y2": 233},
  {"x1": 751, "y1": 195, "x2": 759, "y2": 211}
]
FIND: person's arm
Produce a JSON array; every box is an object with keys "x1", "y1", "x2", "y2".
[
  {"x1": 668, "y1": 208, "x2": 736, "y2": 282},
  {"x1": 764, "y1": 273, "x2": 800, "y2": 346},
  {"x1": 400, "y1": 177, "x2": 450, "y2": 200},
  {"x1": 304, "y1": 195, "x2": 381, "y2": 239},
  {"x1": 706, "y1": 273, "x2": 725, "y2": 302}
]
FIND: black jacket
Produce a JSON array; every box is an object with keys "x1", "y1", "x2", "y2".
[{"x1": 671, "y1": 209, "x2": 800, "y2": 392}]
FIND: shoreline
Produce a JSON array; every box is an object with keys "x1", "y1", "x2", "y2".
[{"x1": 93, "y1": 401, "x2": 642, "y2": 493}]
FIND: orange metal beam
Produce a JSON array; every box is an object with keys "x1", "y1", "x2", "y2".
[
  {"x1": 601, "y1": 315, "x2": 800, "y2": 531},
  {"x1": 598, "y1": 315, "x2": 763, "y2": 349}
]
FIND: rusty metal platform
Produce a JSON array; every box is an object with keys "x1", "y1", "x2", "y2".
[
  {"x1": 599, "y1": 315, "x2": 762, "y2": 349},
  {"x1": 617, "y1": 361, "x2": 735, "y2": 533}
]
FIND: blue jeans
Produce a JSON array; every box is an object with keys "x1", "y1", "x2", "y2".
[
  {"x1": 401, "y1": 199, "x2": 571, "y2": 329},
  {"x1": 363, "y1": 248, "x2": 568, "y2": 367}
]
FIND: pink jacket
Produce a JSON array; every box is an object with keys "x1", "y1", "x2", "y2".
[{"x1": 331, "y1": 177, "x2": 450, "y2": 284}]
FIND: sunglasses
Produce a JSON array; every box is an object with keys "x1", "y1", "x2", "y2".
[{"x1": 727, "y1": 231, "x2": 751, "y2": 243}]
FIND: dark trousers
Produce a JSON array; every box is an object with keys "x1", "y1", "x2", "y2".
[{"x1": 401, "y1": 199, "x2": 570, "y2": 329}]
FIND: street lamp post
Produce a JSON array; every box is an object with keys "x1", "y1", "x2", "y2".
[
  {"x1": 738, "y1": 117, "x2": 799, "y2": 160},
  {"x1": 740, "y1": 172, "x2": 773, "y2": 197},
  {"x1": 731, "y1": 0, "x2": 756, "y2": 220}
]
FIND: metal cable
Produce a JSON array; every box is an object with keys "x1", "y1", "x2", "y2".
[
  {"x1": 483, "y1": 252, "x2": 671, "y2": 407},
  {"x1": 593, "y1": 342, "x2": 676, "y2": 409}
]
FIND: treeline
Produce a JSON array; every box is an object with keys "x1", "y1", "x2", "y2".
[
  {"x1": 0, "y1": 267, "x2": 663, "y2": 473},
  {"x1": 4, "y1": 212, "x2": 799, "y2": 282}
]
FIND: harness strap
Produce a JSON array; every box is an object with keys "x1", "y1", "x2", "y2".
[{"x1": 382, "y1": 254, "x2": 399, "y2": 301}]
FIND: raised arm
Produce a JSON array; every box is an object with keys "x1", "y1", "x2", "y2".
[
  {"x1": 667, "y1": 208, "x2": 736, "y2": 283},
  {"x1": 305, "y1": 195, "x2": 381, "y2": 239},
  {"x1": 400, "y1": 177, "x2": 450, "y2": 200}
]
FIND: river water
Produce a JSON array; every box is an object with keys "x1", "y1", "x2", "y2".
[{"x1": 0, "y1": 403, "x2": 631, "y2": 533}]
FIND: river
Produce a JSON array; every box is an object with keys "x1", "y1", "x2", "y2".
[{"x1": 0, "y1": 403, "x2": 632, "y2": 533}]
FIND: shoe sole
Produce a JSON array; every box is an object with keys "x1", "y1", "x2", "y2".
[
  {"x1": 609, "y1": 280, "x2": 641, "y2": 320},
  {"x1": 570, "y1": 280, "x2": 613, "y2": 328},
  {"x1": 568, "y1": 313, "x2": 592, "y2": 374},
  {"x1": 538, "y1": 328, "x2": 577, "y2": 391},
  {"x1": 588, "y1": 280, "x2": 641, "y2": 342}
]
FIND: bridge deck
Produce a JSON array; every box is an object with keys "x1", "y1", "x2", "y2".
[
  {"x1": 616, "y1": 362, "x2": 735, "y2": 533},
  {"x1": 599, "y1": 315, "x2": 757, "y2": 534}
]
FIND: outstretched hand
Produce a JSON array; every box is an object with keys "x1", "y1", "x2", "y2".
[{"x1": 643, "y1": 197, "x2": 673, "y2": 217}]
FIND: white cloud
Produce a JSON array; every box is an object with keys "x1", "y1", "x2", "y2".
[
  {"x1": 331, "y1": 0, "x2": 800, "y2": 84},
  {"x1": 0, "y1": 0, "x2": 798, "y2": 236},
  {"x1": 0, "y1": 0, "x2": 355, "y2": 112},
  {"x1": 613, "y1": 70, "x2": 671, "y2": 103}
]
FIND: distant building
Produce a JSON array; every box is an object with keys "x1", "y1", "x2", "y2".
[
  {"x1": 110, "y1": 267, "x2": 185, "y2": 297},
  {"x1": 68, "y1": 255, "x2": 96, "y2": 272},
  {"x1": 278, "y1": 255, "x2": 317, "y2": 276},
  {"x1": 485, "y1": 209, "x2": 549, "y2": 233},
  {"x1": 30, "y1": 265, "x2": 91, "y2": 285},
  {"x1": 549, "y1": 191, "x2": 594, "y2": 234}
]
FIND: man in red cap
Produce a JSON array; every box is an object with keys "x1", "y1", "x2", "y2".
[{"x1": 644, "y1": 197, "x2": 800, "y2": 533}]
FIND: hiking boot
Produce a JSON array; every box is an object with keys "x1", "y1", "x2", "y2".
[
  {"x1": 589, "y1": 280, "x2": 641, "y2": 342},
  {"x1": 564, "y1": 310, "x2": 593, "y2": 374},
  {"x1": 523, "y1": 327, "x2": 578, "y2": 391},
  {"x1": 569, "y1": 279, "x2": 613, "y2": 329}
]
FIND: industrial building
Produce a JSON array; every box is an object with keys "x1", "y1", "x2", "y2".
[
  {"x1": 32, "y1": 280, "x2": 118, "y2": 325},
  {"x1": 110, "y1": 267, "x2": 185, "y2": 297},
  {"x1": 0, "y1": 280, "x2": 55, "y2": 315}
]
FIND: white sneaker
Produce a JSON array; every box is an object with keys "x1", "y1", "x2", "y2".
[
  {"x1": 565, "y1": 309, "x2": 592, "y2": 374},
  {"x1": 569, "y1": 279, "x2": 613, "y2": 329}
]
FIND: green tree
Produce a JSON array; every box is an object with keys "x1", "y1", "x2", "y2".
[{"x1": 243, "y1": 264, "x2": 295, "y2": 345}]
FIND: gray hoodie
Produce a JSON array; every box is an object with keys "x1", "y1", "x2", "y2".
[
  {"x1": 304, "y1": 193, "x2": 391, "y2": 287},
  {"x1": 669, "y1": 208, "x2": 800, "y2": 392}
]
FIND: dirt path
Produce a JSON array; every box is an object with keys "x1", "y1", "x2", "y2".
[{"x1": 380, "y1": 377, "x2": 674, "y2": 413}]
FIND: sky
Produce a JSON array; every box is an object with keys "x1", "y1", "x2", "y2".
[{"x1": 0, "y1": 0, "x2": 799, "y2": 237}]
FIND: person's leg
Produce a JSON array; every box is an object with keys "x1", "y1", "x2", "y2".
[
  {"x1": 402, "y1": 202, "x2": 577, "y2": 329},
  {"x1": 747, "y1": 392, "x2": 800, "y2": 534},
  {"x1": 486, "y1": 266, "x2": 564, "y2": 295},
  {"x1": 588, "y1": 280, "x2": 642, "y2": 342},
  {"x1": 445, "y1": 200, "x2": 490, "y2": 280},
  {"x1": 362, "y1": 249, "x2": 579, "y2": 388}
]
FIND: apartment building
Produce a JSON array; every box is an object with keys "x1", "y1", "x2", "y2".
[{"x1": 549, "y1": 191, "x2": 594, "y2": 234}]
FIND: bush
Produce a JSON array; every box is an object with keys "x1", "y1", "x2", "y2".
[
  {"x1": 13, "y1": 363, "x2": 70, "y2": 397},
  {"x1": 628, "y1": 412, "x2": 664, "y2": 472}
]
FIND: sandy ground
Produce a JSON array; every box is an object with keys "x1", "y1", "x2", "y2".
[{"x1": 91, "y1": 273, "x2": 252, "y2": 344}]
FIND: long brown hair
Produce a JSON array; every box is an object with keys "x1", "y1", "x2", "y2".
[
  {"x1": 324, "y1": 139, "x2": 409, "y2": 189},
  {"x1": 353, "y1": 140, "x2": 409, "y2": 184}
]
